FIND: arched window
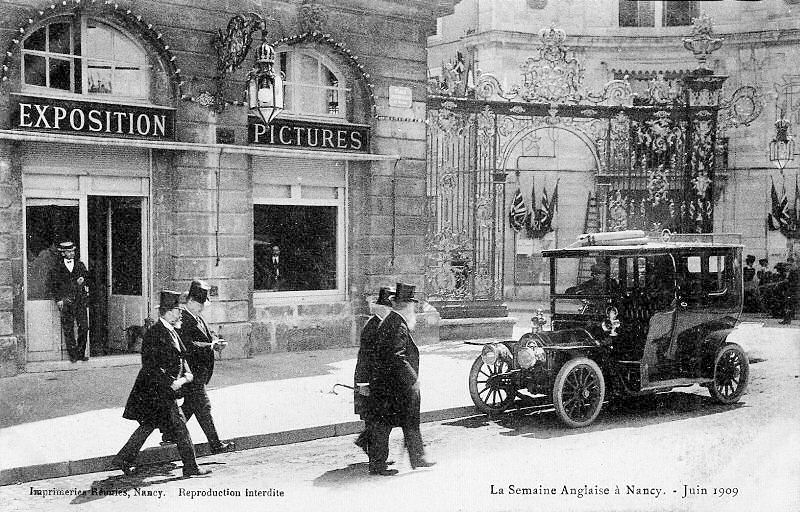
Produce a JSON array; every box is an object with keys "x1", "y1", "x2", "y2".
[
  {"x1": 22, "y1": 18, "x2": 150, "y2": 100},
  {"x1": 278, "y1": 49, "x2": 348, "y2": 120}
]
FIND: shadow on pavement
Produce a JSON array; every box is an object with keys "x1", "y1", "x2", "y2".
[
  {"x1": 442, "y1": 391, "x2": 746, "y2": 439},
  {"x1": 69, "y1": 462, "x2": 182, "y2": 505}
]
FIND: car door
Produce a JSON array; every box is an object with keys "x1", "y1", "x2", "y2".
[{"x1": 671, "y1": 249, "x2": 741, "y2": 374}]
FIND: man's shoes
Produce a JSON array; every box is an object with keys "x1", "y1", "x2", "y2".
[
  {"x1": 69, "y1": 357, "x2": 77, "y2": 363},
  {"x1": 411, "y1": 459, "x2": 436, "y2": 469},
  {"x1": 111, "y1": 457, "x2": 136, "y2": 476},
  {"x1": 210, "y1": 441, "x2": 235, "y2": 454},
  {"x1": 183, "y1": 467, "x2": 212, "y2": 478},
  {"x1": 80, "y1": 356, "x2": 89, "y2": 361},
  {"x1": 386, "y1": 459, "x2": 396, "y2": 466},
  {"x1": 779, "y1": 319, "x2": 792, "y2": 324},
  {"x1": 369, "y1": 468, "x2": 399, "y2": 476}
]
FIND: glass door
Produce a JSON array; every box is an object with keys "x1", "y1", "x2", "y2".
[{"x1": 25, "y1": 199, "x2": 79, "y2": 361}]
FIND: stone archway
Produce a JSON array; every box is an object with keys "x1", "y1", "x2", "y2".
[{"x1": 500, "y1": 126, "x2": 600, "y2": 299}]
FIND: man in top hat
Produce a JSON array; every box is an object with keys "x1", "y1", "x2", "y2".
[
  {"x1": 47, "y1": 241, "x2": 90, "y2": 362},
  {"x1": 368, "y1": 283, "x2": 435, "y2": 476},
  {"x1": 169, "y1": 280, "x2": 235, "y2": 454},
  {"x1": 112, "y1": 290, "x2": 211, "y2": 478},
  {"x1": 353, "y1": 286, "x2": 394, "y2": 459}
]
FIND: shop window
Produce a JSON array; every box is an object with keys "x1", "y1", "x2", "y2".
[
  {"x1": 253, "y1": 203, "x2": 340, "y2": 293},
  {"x1": 22, "y1": 17, "x2": 149, "y2": 99},
  {"x1": 278, "y1": 49, "x2": 347, "y2": 119},
  {"x1": 619, "y1": 1, "x2": 696, "y2": 27}
]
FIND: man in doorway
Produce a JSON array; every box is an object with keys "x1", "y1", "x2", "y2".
[
  {"x1": 112, "y1": 290, "x2": 211, "y2": 478},
  {"x1": 168, "y1": 280, "x2": 235, "y2": 454},
  {"x1": 47, "y1": 241, "x2": 90, "y2": 362},
  {"x1": 368, "y1": 283, "x2": 435, "y2": 476}
]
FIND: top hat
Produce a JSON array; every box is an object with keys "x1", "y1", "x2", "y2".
[
  {"x1": 58, "y1": 241, "x2": 76, "y2": 253},
  {"x1": 188, "y1": 280, "x2": 212, "y2": 303},
  {"x1": 158, "y1": 290, "x2": 183, "y2": 310},
  {"x1": 375, "y1": 287, "x2": 394, "y2": 306},
  {"x1": 393, "y1": 282, "x2": 418, "y2": 303},
  {"x1": 745, "y1": 254, "x2": 756, "y2": 263},
  {"x1": 759, "y1": 257, "x2": 769, "y2": 265}
]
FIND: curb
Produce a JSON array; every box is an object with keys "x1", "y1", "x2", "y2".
[{"x1": 0, "y1": 405, "x2": 479, "y2": 487}]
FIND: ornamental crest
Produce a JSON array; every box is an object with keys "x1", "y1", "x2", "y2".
[{"x1": 517, "y1": 26, "x2": 584, "y2": 103}]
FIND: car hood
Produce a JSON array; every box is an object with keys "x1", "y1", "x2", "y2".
[{"x1": 532, "y1": 328, "x2": 599, "y2": 349}]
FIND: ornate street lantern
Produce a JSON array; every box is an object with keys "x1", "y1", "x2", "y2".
[
  {"x1": 247, "y1": 39, "x2": 284, "y2": 125},
  {"x1": 769, "y1": 117, "x2": 795, "y2": 171}
]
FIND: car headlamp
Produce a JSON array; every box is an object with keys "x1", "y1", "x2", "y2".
[
  {"x1": 481, "y1": 344, "x2": 499, "y2": 365},
  {"x1": 516, "y1": 337, "x2": 547, "y2": 369}
]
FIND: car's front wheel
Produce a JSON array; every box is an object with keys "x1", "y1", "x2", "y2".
[
  {"x1": 708, "y1": 342, "x2": 749, "y2": 404},
  {"x1": 468, "y1": 355, "x2": 516, "y2": 414},
  {"x1": 553, "y1": 357, "x2": 605, "y2": 428}
]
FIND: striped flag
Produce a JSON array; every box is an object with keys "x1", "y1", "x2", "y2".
[
  {"x1": 768, "y1": 177, "x2": 790, "y2": 231},
  {"x1": 509, "y1": 187, "x2": 527, "y2": 232}
]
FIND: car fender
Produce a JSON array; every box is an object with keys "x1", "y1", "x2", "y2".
[{"x1": 699, "y1": 327, "x2": 736, "y2": 377}]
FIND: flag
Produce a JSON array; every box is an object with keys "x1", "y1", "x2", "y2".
[
  {"x1": 768, "y1": 177, "x2": 790, "y2": 231},
  {"x1": 508, "y1": 188, "x2": 527, "y2": 232},
  {"x1": 525, "y1": 178, "x2": 537, "y2": 236}
]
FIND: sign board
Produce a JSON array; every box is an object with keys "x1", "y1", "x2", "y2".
[
  {"x1": 248, "y1": 116, "x2": 370, "y2": 153},
  {"x1": 10, "y1": 93, "x2": 175, "y2": 140},
  {"x1": 388, "y1": 86, "x2": 413, "y2": 109}
]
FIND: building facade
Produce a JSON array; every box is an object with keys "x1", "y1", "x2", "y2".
[
  {"x1": 427, "y1": 0, "x2": 800, "y2": 301},
  {"x1": 0, "y1": 0, "x2": 458, "y2": 376}
]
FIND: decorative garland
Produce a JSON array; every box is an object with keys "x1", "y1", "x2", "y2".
[{"x1": 1, "y1": 0, "x2": 184, "y2": 100}]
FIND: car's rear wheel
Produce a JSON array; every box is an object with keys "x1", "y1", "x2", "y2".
[
  {"x1": 468, "y1": 355, "x2": 515, "y2": 414},
  {"x1": 553, "y1": 357, "x2": 605, "y2": 428},
  {"x1": 708, "y1": 342, "x2": 749, "y2": 404}
]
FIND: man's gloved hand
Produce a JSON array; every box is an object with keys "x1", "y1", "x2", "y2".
[{"x1": 357, "y1": 384, "x2": 370, "y2": 396}]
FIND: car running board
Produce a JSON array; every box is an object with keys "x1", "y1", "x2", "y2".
[{"x1": 639, "y1": 377, "x2": 713, "y2": 392}]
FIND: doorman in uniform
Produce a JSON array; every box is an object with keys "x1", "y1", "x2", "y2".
[
  {"x1": 112, "y1": 290, "x2": 211, "y2": 478},
  {"x1": 368, "y1": 283, "x2": 435, "y2": 476},
  {"x1": 353, "y1": 287, "x2": 394, "y2": 458},
  {"x1": 170, "y1": 280, "x2": 235, "y2": 454},
  {"x1": 47, "y1": 241, "x2": 90, "y2": 362}
]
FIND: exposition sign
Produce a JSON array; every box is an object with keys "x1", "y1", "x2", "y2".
[
  {"x1": 248, "y1": 116, "x2": 370, "y2": 152},
  {"x1": 10, "y1": 94, "x2": 175, "y2": 140}
]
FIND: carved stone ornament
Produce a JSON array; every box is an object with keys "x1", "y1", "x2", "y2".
[
  {"x1": 298, "y1": 0, "x2": 328, "y2": 34},
  {"x1": 683, "y1": 14, "x2": 723, "y2": 70}
]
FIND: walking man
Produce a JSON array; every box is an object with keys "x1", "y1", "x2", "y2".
[
  {"x1": 368, "y1": 283, "x2": 435, "y2": 476},
  {"x1": 48, "y1": 241, "x2": 90, "y2": 362},
  {"x1": 112, "y1": 290, "x2": 211, "y2": 478},
  {"x1": 353, "y1": 287, "x2": 393, "y2": 457},
  {"x1": 174, "y1": 280, "x2": 235, "y2": 454}
]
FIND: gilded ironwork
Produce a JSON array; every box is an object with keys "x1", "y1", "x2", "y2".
[{"x1": 683, "y1": 14, "x2": 724, "y2": 71}]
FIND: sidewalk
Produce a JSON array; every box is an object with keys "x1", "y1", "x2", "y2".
[
  {"x1": 0, "y1": 339, "x2": 487, "y2": 486},
  {"x1": 1, "y1": 318, "x2": 798, "y2": 487}
]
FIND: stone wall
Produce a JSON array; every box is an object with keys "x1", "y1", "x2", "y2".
[{"x1": 0, "y1": 142, "x2": 23, "y2": 376}]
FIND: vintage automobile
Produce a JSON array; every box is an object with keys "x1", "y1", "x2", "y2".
[{"x1": 468, "y1": 231, "x2": 749, "y2": 428}]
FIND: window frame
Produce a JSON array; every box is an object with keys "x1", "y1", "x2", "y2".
[
  {"x1": 618, "y1": 0, "x2": 697, "y2": 28},
  {"x1": 277, "y1": 47, "x2": 349, "y2": 122},
  {"x1": 252, "y1": 183, "x2": 347, "y2": 306},
  {"x1": 21, "y1": 16, "x2": 152, "y2": 102}
]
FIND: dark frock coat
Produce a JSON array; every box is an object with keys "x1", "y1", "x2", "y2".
[
  {"x1": 122, "y1": 320, "x2": 189, "y2": 430},
  {"x1": 177, "y1": 309, "x2": 215, "y2": 387},
  {"x1": 47, "y1": 259, "x2": 90, "y2": 304},
  {"x1": 370, "y1": 311, "x2": 420, "y2": 427},
  {"x1": 353, "y1": 315, "x2": 381, "y2": 418}
]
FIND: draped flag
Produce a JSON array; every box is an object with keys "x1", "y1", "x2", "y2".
[
  {"x1": 527, "y1": 179, "x2": 559, "y2": 239},
  {"x1": 768, "y1": 177, "x2": 790, "y2": 231},
  {"x1": 508, "y1": 187, "x2": 527, "y2": 232}
]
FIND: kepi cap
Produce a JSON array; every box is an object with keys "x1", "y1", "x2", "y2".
[
  {"x1": 375, "y1": 287, "x2": 394, "y2": 306},
  {"x1": 188, "y1": 280, "x2": 212, "y2": 303}
]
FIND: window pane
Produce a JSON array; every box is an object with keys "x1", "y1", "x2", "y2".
[
  {"x1": 327, "y1": 88, "x2": 340, "y2": 115},
  {"x1": 664, "y1": 1, "x2": 696, "y2": 27},
  {"x1": 299, "y1": 54, "x2": 319, "y2": 84},
  {"x1": 85, "y1": 21, "x2": 114, "y2": 61},
  {"x1": 114, "y1": 36, "x2": 146, "y2": 65},
  {"x1": 49, "y1": 58, "x2": 72, "y2": 90},
  {"x1": 115, "y1": 68, "x2": 147, "y2": 97},
  {"x1": 24, "y1": 27, "x2": 46, "y2": 51},
  {"x1": 254, "y1": 204, "x2": 337, "y2": 291},
  {"x1": 293, "y1": 84, "x2": 326, "y2": 115},
  {"x1": 23, "y1": 54, "x2": 47, "y2": 86},
  {"x1": 87, "y1": 61, "x2": 112, "y2": 93},
  {"x1": 323, "y1": 66, "x2": 337, "y2": 87},
  {"x1": 280, "y1": 52, "x2": 289, "y2": 80},
  {"x1": 48, "y1": 22, "x2": 72, "y2": 55}
]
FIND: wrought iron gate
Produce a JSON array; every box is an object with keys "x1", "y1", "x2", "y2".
[{"x1": 424, "y1": 21, "x2": 762, "y2": 304}]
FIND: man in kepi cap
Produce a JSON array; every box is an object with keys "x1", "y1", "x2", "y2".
[
  {"x1": 112, "y1": 290, "x2": 210, "y2": 478},
  {"x1": 47, "y1": 241, "x2": 90, "y2": 362},
  {"x1": 353, "y1": 287, "x2": 394, "y2": 461},
  {"x1": 368, "y1": 283, "x2": 435, "y2": 476},
  {"x1": 171, "y1": 280, "x2": 235, "y2": 454}
]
